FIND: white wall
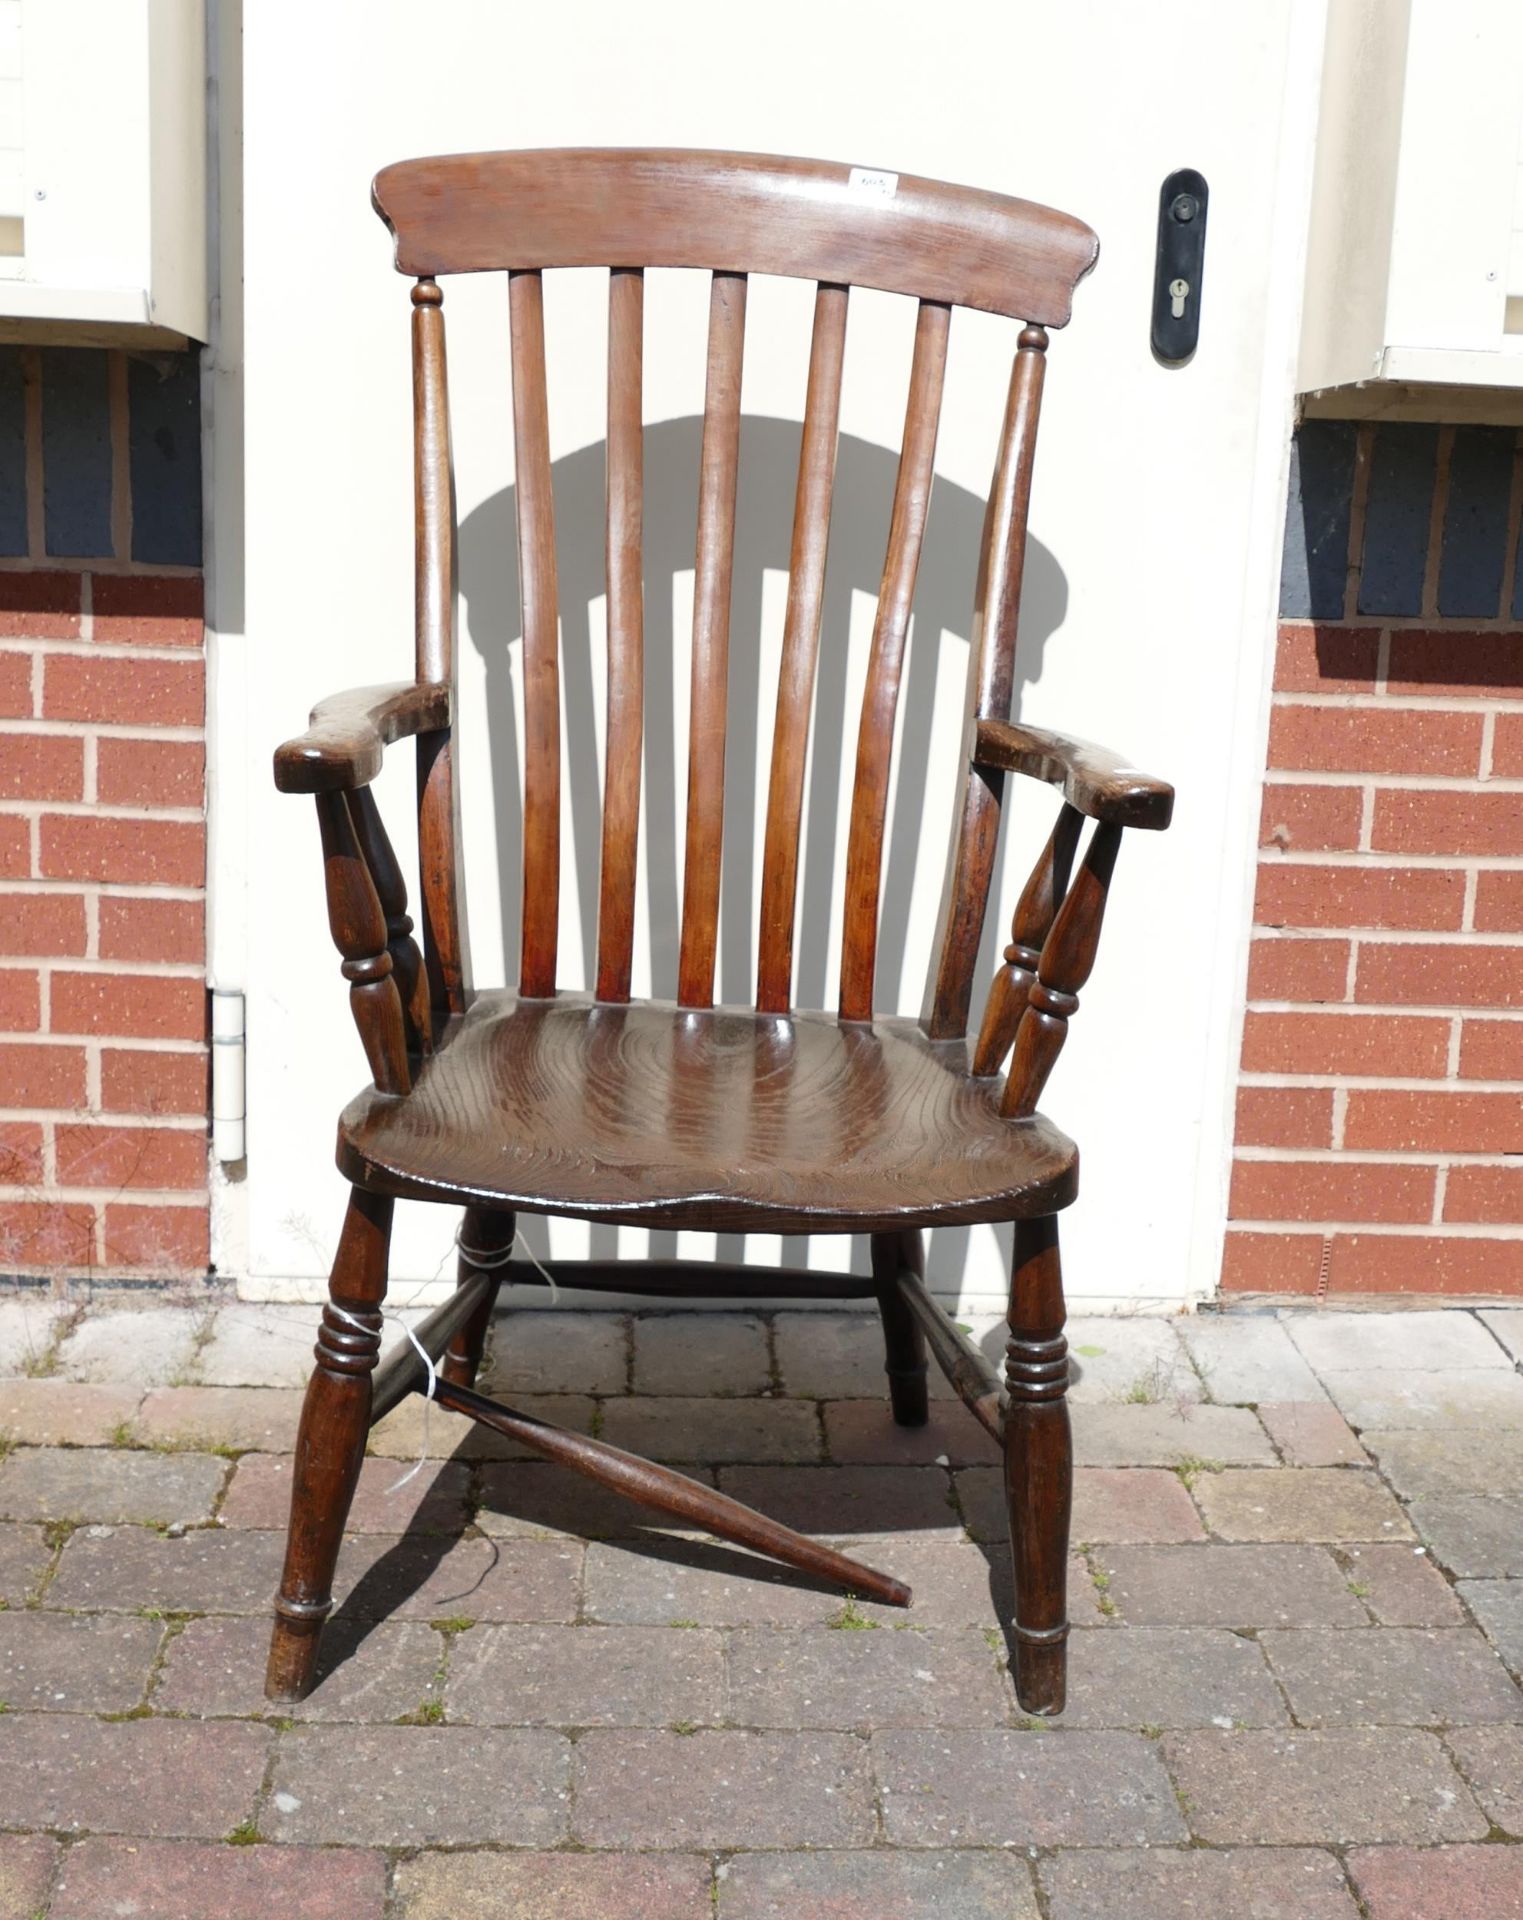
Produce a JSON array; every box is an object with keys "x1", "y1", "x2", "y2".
[{"x1": 229, "y1": 0, "x2": 1323, "y2": 1311}]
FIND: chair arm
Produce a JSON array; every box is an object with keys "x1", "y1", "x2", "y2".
[
  {"x1": 973, "y1": 717, "x2": 1173, "y2": 830},
  {"x1": 273, "y1": 681, "x2": 452, "y2": 793}
]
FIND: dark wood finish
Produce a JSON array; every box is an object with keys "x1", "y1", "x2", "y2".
[
  {"x1": 973, "y1": 802, "x2": 1082, "y2": 1078},
  {"x1": 1003, "y1": 821, "x2": 1123, "y2": 1119},
  {"x1": 337, "y1": 994, "x2": 1078, "y2": 1232},
  {"x1": 267, "y1": 1188, "x2": 393, "y2": 1702},
  {"x1": 441, "y1": 1204, "x2": 514, "y2": 1390},
  {"x1": 839, "y1": 301, "x2": 950, "y2": 1022},
  {"x1": 757, "y1": 281, "x2": 849, "y2": 1012},
  {"x1": 510, "y1": 269, "x2": 562, "y2": 999},
  {"x1": 677, "y1": 271, "x2": 747, "y2": 1009},
  {"x1": 1004, "y1": 1213, "x2": 1070, "y2": 1714},
  {"x1": 435, "y1": 1375, "x2": 911, "y2": 1607},
  {"x1": 870, "y1": 1227, "x2": 929, "y2": 1426},
  {"x1": 315, "y1": 792, "x2": 411, "y2": 1096},
  {"x1": 597, "y1": 267, "x2": 645, "y2": 1004},
  {"x1": 372, "y1": 149, "x2": 1098, "y2": 325},
  {"x1": 272, "y1": 147, "x2": 1169, "y2": 1718},
  {"x1": 974, "y1": 718, "x2": 1174, "y2": 828}
]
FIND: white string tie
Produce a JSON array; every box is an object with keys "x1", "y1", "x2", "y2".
[
  {"x1": 328, "y1": 1304, "x2": 440, "y2": 1492},
  {"x1": 459, "y1": 1230, "x2": 559, "y2": 1305}
]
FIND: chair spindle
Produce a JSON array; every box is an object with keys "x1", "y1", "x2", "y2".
[
  {"x1": 1002, "y1": 819, "x2": 1122, "y2": 1117},
  {"x1": 677, "y1": 270, "x2": 748, "y2": 1009},
  {"x1": 756, "y1": 281, "x2": 849, "y2": 1013},
  {"x1": 314, "y1": 791, "x2": 412, "y2": 1096},
  {"x1": 838, "y1": 299, "x2": 951, "y2": 1023},
  {"x1": 972, "y1": 800, "x2": 1082, "y2": 1076},
  {"x1": 510, "y1": 268, "x2": 562, "y2": 999},
  {"x1": 349, "y1": 784, "x2": 432, "y2": 1057},
  {"x1": 597, "y1": 266, "x2": 646, "y2": 1004}
]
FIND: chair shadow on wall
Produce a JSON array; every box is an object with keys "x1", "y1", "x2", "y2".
[{"x1": 456, "y1": 414, "x2": 1068, "y2": 1294}]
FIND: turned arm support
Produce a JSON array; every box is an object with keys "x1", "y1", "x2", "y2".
[
  {"x1": 273, "y1": 680, "x2": 451, "y2": 794},
  {"x1": 973, "y1": 718, "x2": 1173, "y2": 830}
]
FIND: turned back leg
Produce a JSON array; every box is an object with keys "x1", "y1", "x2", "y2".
[
  {"x1": 440, "y1": 1205, "x2": 515, "y2": 1390},
  {"x1": 1004, "y1": 1212, "x2": 1071, "y2": 1714},
  {"x1": 870, "y1": 1228, "x2": 929, "y2": 1427},
  {"x1": 266, "y1": 1187, "x2": 393, "y2": 1703}
]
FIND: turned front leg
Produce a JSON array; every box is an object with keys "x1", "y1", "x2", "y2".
[
  {"x1": 266, "y1": 1188, "x2": 393, "y2": 1702},
  {"x1": 1004, "y1": 1213, "x2": 1071, "y2": 1715}
]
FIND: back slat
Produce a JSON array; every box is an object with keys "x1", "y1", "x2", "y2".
[
  {"x1": 677, "y1": 270, "x2": 748, "y2": 1009},
  {"x1": 838, "y1": 300, "x2": 951, "y2": 1023},
  {"x1": 596, "y1": 267, "x2": 645, "y2": 1003},
  {"x1": 921, "y1": 325, "x2": 1048, "y2": 1039},
  {"x1": 756, "y1": 282, "x2": 849, "y2": 1013},
  {"x1": 509, "y1": 268, "x2": 561, "y2": 999}
]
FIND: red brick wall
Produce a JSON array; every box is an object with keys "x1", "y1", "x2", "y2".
[{"x1": 0, "y1": 568, "x2": 208, "y2": 1278}]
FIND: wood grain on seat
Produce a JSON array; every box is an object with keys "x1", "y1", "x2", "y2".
[{"x1": 337, "y1": 994, "x2": 1077, "y2": 1232}]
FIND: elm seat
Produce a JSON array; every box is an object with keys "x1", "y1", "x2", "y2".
[{"x1": 337, "y1": 994, "x2": 1080, "y2": 1231}]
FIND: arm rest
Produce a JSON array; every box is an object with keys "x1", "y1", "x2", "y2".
[
  {"x1": 973, "y1": 717, "x2": 1173, "y2": 830},
  {"x1": 273, "y1": 681, "x2": 452, "y2": 794}
]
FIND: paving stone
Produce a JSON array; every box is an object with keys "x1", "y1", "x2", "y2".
[
  {"x1": 0, "y1": 1713, "x2": 270, "y2": 1836},
  {"x1": 57, "y1": 1306, "x2": 204, "y2": 1385},
  {"x1": 0, "y1": 1378, "x2": 143, "y2": 1445},
  {"x1": 1344, "y1": 1543, "x2": 1465, "y2": 1625},
  {"x1": 1413, "y1": 1497, "x2": 1523, "y2": 1576},
  {"x1": 1096, "y1": 1543, "x2": 1367, "y2": 1627},
  {"x1": 192, "y1": 1303, "x2": 326, "y2": 1388},
  {"x1": 47, "y1": 1837, "x2": 389, "y2": 1920},
  {"x1": 1364, "y1": 1427, "x2": 1523, "y2": 1498},
  {"x1": 1348, "y1": 1845, "x2": 1523, "y2": 1919},
  {"x1": 1065, "y1": 1625, "x2": 1288, "y2": 1729},
  {"x1": 726, "y1": 1624, "x2": 1008, "y2": 1730},
  {"x1": 600, "y1": 1395, "x2": 821, "y2": 1464},
  {"x1": 957, "y1": 1463, "x2": 1205, "y2": 1545},
  {"x1": 720, "y1": 1849, "x2": 1039, "y2": 1919},
  {"x1": 47, "y1": 1523, "x2": 286, "y2": 1613},
  {"x1": 393, "y1": 1849, "x2": 714, "y2": 1920},
  {"x1": 773, "y1": 1311, "x2": 957, "y2": 1400},
  {"x1": 824, "y1": 1400, "x2": 999, "y2": 1465},
  {"x1": 332, "y1": 1533, "x2": 582, "y2": 1623},
  {"x1": 1457, "y1": 1579, "x2": 1523, "y2": 1676},
  {"x1": 1179, "y1": 1314, "x2": 1330, "y2": 1405},
  {"x1": 137, "y1": 1386, "x2": 304, "y2": 1452},
  {"x1": 220, "y1": 1452, "x2": 471, "y2": 1533},
  {"x1": 1040, "y1": 1847, "x2": 1360, "y2": 1919},
  {"x1": 632, "y1": 1312, "x2": 771, "y2": 1395},
  {"x1": 0, "y1": 1608, "x2": 160, "y2": 1712},
  {"x1": 0, "y1": 1296, "x2": 66, "y2": 1376},
  {"x1": 719, "y1": 1464, "x2": 962, "y2": 1540},
  {"x1": 1263, "y1": 1627, "x2": 1523, "y2": 1726},
  {"x1": 1448, "y1": 1725, "x2": 1523, "y2": 1834},
  {"x1": 1071, "y1": 1401, "x2": 1275, "y2": 1467},
  {"x1": 0, "y1": 1446, "x2": 225, "y2": 1525},
  {"x1": 370, "y1": 1392, "x2": 596, "y2": 1462},
  {"x1": 1323, "y1": 1367, "x2": 1523, "y2": 1431},
  {"x1": 477, "y1": 1459, "x2": 716, "y2": 1539},
  {"x1": 1285, "y1": 1309, "x2": 1508, "y2": 1374},
  {"x1": 0, "y1": 1519, "x2": 51, "y2": 1603},
  {"x1": 572, "y1": 1727, "x2": 874, "y2": 1847},
  {"x1": 1195, "y1": 1468, "x2": 1413, "y2": 1542},
  {"x1": 447, "y1": 1623, "x2": 724, "y2": 1727},
  {"x1": 1479, "y1": 1307, "x2": 1523, "y2": 1364},
  {"x1": 154, "y1": 1615, "x2": 442, "y2": 1721},
  {"x1": 1066, "y1": 1316, "x2": 1202, "y2": 1404},
  {"x1": 481, "y1": 1310, "x2": 628, "y2": 1395},
  {"x1": 0, "y1": 1835, "x2": 58, "y2": 1919},
  {"x1": 266, "y1": 1722, "x2": 569, "y2": 1845},
  {"x1": 875, "y1": 1727, "x2": 1184, "y2": 1845},
  {"x1": 1259, "y1": 1401, "x2": 1367, "y2": 1466},
  {"x1": 1163, "y1": 1728, "x2": 1487, "y2": 1842}
]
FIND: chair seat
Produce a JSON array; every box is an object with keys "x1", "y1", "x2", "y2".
[{"x1": 336, "y1": 993, "x2": 1078, "y2": 1232}]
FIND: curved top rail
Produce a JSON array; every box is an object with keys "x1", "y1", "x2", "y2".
[{"x1": 372, "y1": 147, "x2": 1099, "y2": 324}]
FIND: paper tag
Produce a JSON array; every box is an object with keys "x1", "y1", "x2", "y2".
[{"x1": 848, "y1": 167, "x2": 898, "y2": 198}]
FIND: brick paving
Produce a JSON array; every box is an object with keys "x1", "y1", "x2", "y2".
[{"x1": 0, "y1": 1298, "x2": 1519, "y2": 1913}]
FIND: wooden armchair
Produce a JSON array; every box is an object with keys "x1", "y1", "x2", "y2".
[{"x1": 267, "y1": 149, "x2": 1173, "y2": 1718}]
